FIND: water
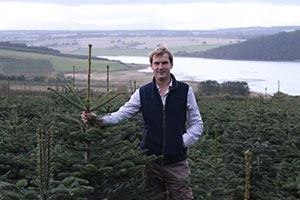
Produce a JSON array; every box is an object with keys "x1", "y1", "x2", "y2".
[{"x1": 99, "y1": 56, "x2": 300, "y2": 96}]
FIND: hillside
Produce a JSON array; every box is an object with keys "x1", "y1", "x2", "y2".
[
  {"x1": 0, "y1": 41, "x2": 109, "y2": 60},
  {"x1": 176, "y1": 29, "x2": 300, "y2": 61},
  {"x1": 0, "y1": 42, "x2": 132, "y2": 76}
]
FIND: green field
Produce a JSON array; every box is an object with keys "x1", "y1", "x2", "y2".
[
  {"x1": 71, "y1": 44, "x2": 223, "y2": 56},
  {"x1": 0, "y1": 49, "x2": 130, "y2": 74},
  {"x1": 1, "y1": 58, "x2": 54, "y2": 75}
]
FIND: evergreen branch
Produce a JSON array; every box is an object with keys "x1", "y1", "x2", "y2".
[
  {"x1": 0, "y1": 171, "x2": 11, "y2": 181},
  {"x1": 15, "y1": 120, "x2": 28, "y2": 131},
  {"x1": 97, "y1": 167, "x2": 114, "y2": 174},
  {"x1": 0, "y1": 189, "x2": 23, "y2": 199},
  {"x1": 0, "y1": 124, "x2": 11, "y2": 131},
  {"x1": 90, "y1": 91, "x2": 123, "y2": 112},
  {"x1": 65, "y1": 84, "x2": 86, "y2": 110},
  {"x1": 61, "y1": 176, "x2": 89, "y2": 185},
  {"x1": 89, "y1": 90, "x2": 115, "y2": 106},
  {"x1": 54, "y1": 113, "x2": 82, "y2": 126},
  {"x1": 198, "y1": 159, "x2": 215, "y2": 168},
  {"x1": 289, "y1": 143, "x2": 300, "y2": 157},
  {"x1": 47, "y1": 87, "x2": 85, "y2": 110}
]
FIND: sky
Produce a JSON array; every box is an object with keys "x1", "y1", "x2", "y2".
[{"x1": 1, "y1": 0, "x2": 300, "y2": 30}]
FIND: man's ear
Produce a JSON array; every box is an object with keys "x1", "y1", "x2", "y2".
[{"x1": 150, "y1": 63, "x2": 153, "y2": 69}]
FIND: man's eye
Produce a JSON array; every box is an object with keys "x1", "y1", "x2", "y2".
[{"x1": 162, "y1": 61, "x2": 168, "y2": 65}]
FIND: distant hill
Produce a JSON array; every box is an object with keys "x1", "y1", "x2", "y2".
[
  {"x1": 0, "y1": 41, "x2": 60, "y2": 54},
  {"x1": 0, "y1": 41, "x2": 108, "y2": 61},
  {"x1": 0, "y1": 42, "x2": 132, "y2": 77},
  {"x1": 175, "y1": 29, "x2": 300, "y2": 61}
]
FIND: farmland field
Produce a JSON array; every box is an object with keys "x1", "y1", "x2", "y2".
[
  {"x1": 0, "y1": 49, "x2": 132, "y2": 74},
  {"x1": 0, "y1": 58, "x2": 54, "y2": 75},
  {"x1": 26, "y1": 36, "x2": 238, "y2": 55},
  {"x1": 71, "y1": 44, "x2": 224, "y2": 56}
]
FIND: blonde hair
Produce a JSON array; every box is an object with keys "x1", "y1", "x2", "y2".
[{"x1": 149, "y1": 45, "x2": 173, "y2": 65}]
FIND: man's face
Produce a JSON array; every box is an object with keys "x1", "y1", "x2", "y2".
[{"x1": 150, "y1": 53, "x2": 173, "y2": 83}]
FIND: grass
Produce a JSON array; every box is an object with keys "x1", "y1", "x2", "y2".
[
  {"x1": 71, "y1": 44, "x2": 224, "y2": 56},
  {"x1": 0, "y1": 50, "x2": 130, "y2": 73},
  {"x1": 1, "y1": 59, "x2": 54, "y2": 74}
]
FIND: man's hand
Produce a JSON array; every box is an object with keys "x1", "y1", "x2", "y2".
[{"x1": 81, "y1": 111, "x2": 102, "y2": 124}]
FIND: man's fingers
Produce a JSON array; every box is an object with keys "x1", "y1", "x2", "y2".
[
  {"x1": 86, "y1": 112, "x2": 96, "y2": 117},
  {"x1": 81, "y1": 111, "x2": 98, "y2": 124}
]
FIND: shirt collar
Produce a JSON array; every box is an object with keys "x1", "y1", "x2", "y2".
[{"x1": 156, "y1": 78, "x2": 173, "y2": 91}]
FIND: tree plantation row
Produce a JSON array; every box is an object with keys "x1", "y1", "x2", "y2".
[{"x1": 0, "y1": 81, "x2": 300, "y2": 200}]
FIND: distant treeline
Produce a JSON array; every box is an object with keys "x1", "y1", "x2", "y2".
[
  {"x1": 0, "y1": 73, "x2": 26, "y2": 81},
  {"x1": 0, "y1": 41, "x2": 60, "y2": 54},
  {"x1": 0, "y1": 41, "x2": 107, "y2": 61},
  {"x1": 197, "y1": 80, "x2": 249, "y2": 96},
  {"x1": 176, "y1": 29, "x2": 300, "y2": 61},
  {"x1": 0, "y1": 72, "x2": 71, "y2": 84}
]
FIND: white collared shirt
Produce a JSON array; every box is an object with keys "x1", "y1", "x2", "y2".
[{"x1": 103, "y1": 82, "x2": 204, "y2": 147}]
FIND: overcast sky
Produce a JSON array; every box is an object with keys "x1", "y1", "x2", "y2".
[{"x1": 1, "y1": 0, "x2": 300, "y2": 30}]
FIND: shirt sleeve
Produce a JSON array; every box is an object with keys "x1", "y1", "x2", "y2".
[
  {"x1": 102, "y1": 89, "x2": 141, "y2": 124},
  {"x1": 183, "y1": 86, "x2": 204, "y2": 147}
]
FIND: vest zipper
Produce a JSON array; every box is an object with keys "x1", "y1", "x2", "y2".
[
  {"x1": 162, "y1": 91, "x2": 171, "y2": 165},
  {"x1": 143, "y1": 129, "x2": 147, "y2": 148},
  {"x1": 162, "y1": 107, "x2": 166, "y2": 165},
  {"x1": 158, "y1": 86, "x2": 172, "y2": 165}
]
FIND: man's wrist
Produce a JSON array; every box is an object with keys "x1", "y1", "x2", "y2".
[{"x1": 96, "y1": 117, "x2": 103, "y2": 124}]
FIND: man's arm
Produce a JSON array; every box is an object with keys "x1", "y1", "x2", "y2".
[
  {"x1": 81, "y1": 89, "x2": 141, "y2": 124},
  {"x1": 183, "y1": 86, "x2": 204, "y2": 147},
  {"x1": 102, "y1": 89, "x2": 141, "y2": 124}
]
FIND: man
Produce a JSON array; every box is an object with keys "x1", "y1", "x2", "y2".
[{"x1": 82, "y1": 45, "x2": 204, "y2": 200}]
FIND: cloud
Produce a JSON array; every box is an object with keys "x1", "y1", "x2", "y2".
[
  {"x1": 0, "y1": 1, "x2": 300, "y2": 30},
  {"x1": 2, "y1": 0, "x2": 300, "y2": 6}
]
